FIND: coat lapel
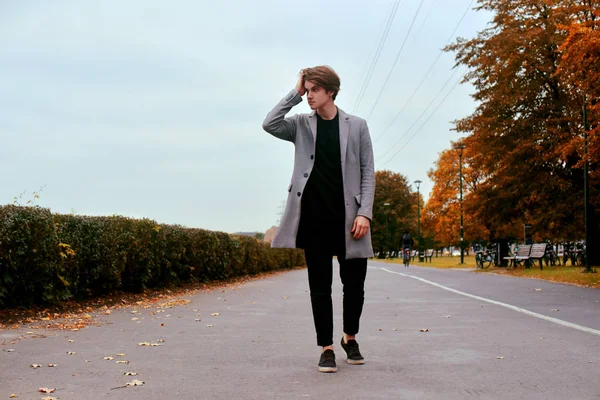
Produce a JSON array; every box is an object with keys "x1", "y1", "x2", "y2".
[
  {"x1": 308, "y1": 111, "x2": 317, "y2": 143},
  {"x1": 338, "y1": 108, "x2": 350, "y2": 176}
]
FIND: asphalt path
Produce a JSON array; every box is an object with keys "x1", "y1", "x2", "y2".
[{"x1": 1, "y1": 260, "x2": 599, "y2": 399}]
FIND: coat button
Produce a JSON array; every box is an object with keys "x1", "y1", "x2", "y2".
[
  {"x1": 304, "y1": 173, "x2": 308, "y2": 178},
  {"x1": 297, "y1": 192, "x2": 301, "y2": 197},
  {"x1": 310, "y1": 155, "x2": 314, "y2": 160}
]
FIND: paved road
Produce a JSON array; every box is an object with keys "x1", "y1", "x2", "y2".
[{"x1": 1, "y1": 261, "x2": 600, "y2": 399}]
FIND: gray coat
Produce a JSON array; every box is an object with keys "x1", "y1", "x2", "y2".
[{"x1": 262, "y1": 89, "x2": 375, "y2": 259}]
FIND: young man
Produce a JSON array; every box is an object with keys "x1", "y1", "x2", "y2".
[{"x1": 262, "y1": 66, "x2": 375, "y2": 373}]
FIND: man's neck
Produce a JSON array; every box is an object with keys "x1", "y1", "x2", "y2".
[{"x1": 316, "y1": 102, "x2": 338, "y2": 120}]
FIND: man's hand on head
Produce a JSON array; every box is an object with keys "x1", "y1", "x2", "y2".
[
  {"x1": 296, "y1": 70, "x2": 306, "y2": 96},
  {"x1": 351, "y1": 216, "x2": 370, "y2": 240}
]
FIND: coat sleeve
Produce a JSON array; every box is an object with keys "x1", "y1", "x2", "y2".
[
  {"x1": 357, "y1": 119, "x2": 375, "y2": 221},
  {"x1": 262, "y1": 89, "x2": 303, "y2": 143}
]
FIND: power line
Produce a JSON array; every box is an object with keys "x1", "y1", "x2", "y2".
[
  {"x1": 376, "y1": 66, "x2": 461, "y2": 162},
  {"x1": 365, "y1": 0, "x2": 427, "y2": 121},
  {"x1": 373, "y1": 0, "x2": 475, "y2": 144},
  {"x1": 380, "y1": 71, "x2": 467, "y2": 166},
  {"x1": 352, "y1": 0, "x2": 402, "y2": 114}
]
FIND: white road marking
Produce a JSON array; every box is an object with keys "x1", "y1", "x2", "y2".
[{"x1": 380, "y1": 267, "x2": 600, "y2": 337}]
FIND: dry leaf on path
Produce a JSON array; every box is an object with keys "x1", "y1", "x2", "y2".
[
  {"x1": 126, "y1": 379, "x2": 145, "y2": 387},
  {"x1": 443, "y1": 315, "x2": 452, "y2": 318},
  {"x1": 38, "y1": 388, "x2": 55, "y2": 394},
  {"x1": 31, "y1": 364, "x2": 42, "y2": 368},
  {"x1": 497, "y1": 356, "x2": 505, "y2": 360},
  {"x1": 534, "y1": 289, "x2": 542, "y2": 292},
  {"x1": 5, "y1": 349, "x2": 15, "y2": 352},
  {"x1": 10, "y1": 394, "x2": 17, "y2": 398},
  {"x1": 124, "y1": 372, "x2": 138, "y2": 376},
  {"x1": 116, "y1": 360, "x2": 129, "y2": 364},
  {"x1": 420, "y1": 329, "x2": 430, "y2": 332},
  {"x1": 48, "y1": 364, "x2": 57, "y2": 367},
  {"x1": 41, "y1": 397, "x2": 58, "y2": 400},
  {"x1": 117, "y1": 353, "x2": 125, "y2": 357},
  {"x1": 66, "y1": 351, "x2": 76, "y2": 355},
  {"x1": 67, "y1": 340, "x2": 74, "y2": 343},
  {"x1": 104, "y1": 357, "x2": 114, "y2": 360},
  {"x1": 211, "y1": 313, "x2": 220, "y2": 316},
  {"x1": 206, "y1": 324, "x2": 214, "y2": 327}
]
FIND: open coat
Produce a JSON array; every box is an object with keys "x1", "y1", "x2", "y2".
[{"x1": 262, "y1": 89, "x2": 375, "y2": 259}]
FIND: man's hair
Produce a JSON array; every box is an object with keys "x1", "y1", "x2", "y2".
[{"x1": 303, "y1": 65, "x2": 341, "y2": 100}]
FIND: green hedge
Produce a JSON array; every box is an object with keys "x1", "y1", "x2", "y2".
[{"x1": 0, "y1": 205, "x2": 304, "y2": 308}]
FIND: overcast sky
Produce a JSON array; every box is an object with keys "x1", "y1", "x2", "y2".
[{"x1": 0, "y1": 0, "x2": 491, "y2": 233}]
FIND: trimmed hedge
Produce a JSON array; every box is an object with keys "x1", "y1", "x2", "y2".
[{"x1": 0, "y1": 205, "x2": 304, "y2": 307}]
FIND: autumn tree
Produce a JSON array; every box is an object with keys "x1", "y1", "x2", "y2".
[
  {"x1": 372, "y1": 170, "x2": 418, "y2": 257},
  {"x1": 439, "y1": 0, "x2": 600, "y2": 255}
]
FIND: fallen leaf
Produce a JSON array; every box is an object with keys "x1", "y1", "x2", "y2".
[
  {"x1": 282, "y1": 296, "x2": 289, "y2": 299},
  {"x1": 211, "y1": 313, "x2": 220, "y2": 316},
  {"x1": 41, "y1": 397, "x2": 58, "y2": 400},
  {"x1": 4, "y1": 349, "x2": 15, "y2": 352},
  {"x1": 160, "y1": 323, "x2": 165, "y2": 326},
  {"x1": 157, "y1": 339, "x2": 165, "y2": 343},
  {"x1": 420, "y1": 328, "x2": 429, "y2": 332},
  {"x1": 27, "y1": 332, "x2": 34, "y2": 335},
  {"x1": 131, "y1": 318, "x2": 139, "y2": 321},
  {"x1": 131, "y1": 311, "x2": 139, "y2": 314},
  {"x1": 443, "y1": 315, "x2": 452, "y2": 318},
  {"x1": 10, "y1": 394, "x2": 17, "y2": 398},
  {"x1": 38, "y1": 388, "x2": 55, "y2": 394},
  {"x1": 206, "y1": 324, "x2": 214, "y2": 328},
  {"x1": 124, "y1": 372, "x2": 138, "y2": 376},
  {"x1": 378, "y1": 328, "x2": 383, "y2": 331},
  {"x1": 117, "y1": 353, "x2": 125, "y2": 357},
  {"x1": 104, "y1": 310, "x2": 112, "y2": 315},
  {"x1": 67, "y1": 340, "x2": 74, "y2": 343},
  {"x1": 116, "y1": 360, "x2": 129, "y2": 364},
  {"x1": 138, "y1": 342, "x2": 151, "y2": 346},
  {"x1": 551, "y1": 309, "x2": 560, "y2": 312},
  {"x1": 66, "y1": 351, "x2": 76, "y2": 355},
  {"x1": 534, "y1": 288, "x2": 542, "y2": 291},
  {"x1": 126, "y1": 379, "x2": 145, "y2": 387},
  {"x1": 30, "y1": 364, "x2": 42, "y2": 368},
  {"x1": 195, "y1": 319, "x2": 201, "y2": 322},
  {"x1": 392, "y1": 328, "x2": 398, "y2": 331},
  {"x1": 497, "y1": 356, "x2": 504, "y2": 360},
  {"x1": 48, "y1": 364, "x2": 57, "y2": 367},
  {"x1": 104, "y1": 357, "x2": 114, "y2": 360}
]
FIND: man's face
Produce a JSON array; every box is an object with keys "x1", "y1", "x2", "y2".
[{"x1": 305, "y1": 80, "x2": 334, "y2": 110}]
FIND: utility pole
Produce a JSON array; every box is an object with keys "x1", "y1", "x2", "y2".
[
  {"x1": 454, "y1": 144, "x2": 466, "y2": 265},
  {"x1": 583, "y1": 94, "x2": 595, "y2": 273},
  {"x1": 276, "y1": 201, "x2": 285, "y2": 225}
]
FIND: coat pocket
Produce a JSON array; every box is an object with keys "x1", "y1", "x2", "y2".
[{"x1": 354, "y1": 194, "x2": 361, "y2": 205}]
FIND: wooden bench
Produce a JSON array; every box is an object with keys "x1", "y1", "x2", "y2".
[
  {"x1": 423, "y1": 249, "x2": 434, "y2": 262},
  {"x1": 527, "y1": 243, "x2": 548, "y2": 270},
  {"x1": 505, "y1": 244, "x2": 531, "y2": 268}
]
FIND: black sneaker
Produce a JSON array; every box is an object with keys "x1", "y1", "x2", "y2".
[
  {"x1": 318, "y1": 349, "x2": 337, "y2": 373},
  {"x1": 340, "y1": 337, "x2": 365, "y2": 365}
]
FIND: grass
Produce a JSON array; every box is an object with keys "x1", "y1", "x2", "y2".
[
  {"x1": 377, "y1": 254, "x2": 478, "y2": 269},
  {"x1": 377, "y1": 254, "x2": 600, "y2": 288},
  {"x1": 483, "y1": 265, "x2": 600, "y2": 288}
]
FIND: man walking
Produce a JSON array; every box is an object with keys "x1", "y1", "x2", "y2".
[{"x1": 262, "y1": 66, "x2": 375, "y2": 373}]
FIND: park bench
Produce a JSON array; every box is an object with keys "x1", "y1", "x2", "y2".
[
  {"x1": 527, "y1": 243, "x2": 548, "y2": 270},
  {"x1": 423, "y1": 249, "x2": 434, "y2": 262},
  {"x1": 504, "y1": 244, "x2": 531, "y2": 268}
]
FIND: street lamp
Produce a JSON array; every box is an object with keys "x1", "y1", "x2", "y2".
[
  {"x1": 383, "y1": 202, "x2": 390, "y2": 259},
  {"x1": 453, "y1": 144, "x2": 466, "y2": 265},
  {"x1": 582, "y1": 94, "x2": 595, "y2": 273},
  {"x1": 414, "y1": 180, "x2": 422, "y2": 241}
]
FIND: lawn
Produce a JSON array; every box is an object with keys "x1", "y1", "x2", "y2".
[
  {"x1": 377, "y1": 254, "x2": 477, "y2": 269},
  {"x1": 376, "y1": 254, "x2": 600, "y2": 288}
]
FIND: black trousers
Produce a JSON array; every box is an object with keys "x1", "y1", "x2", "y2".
[{"x1": 304, "y1": 235, "x2": 368, "y2": 347}]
